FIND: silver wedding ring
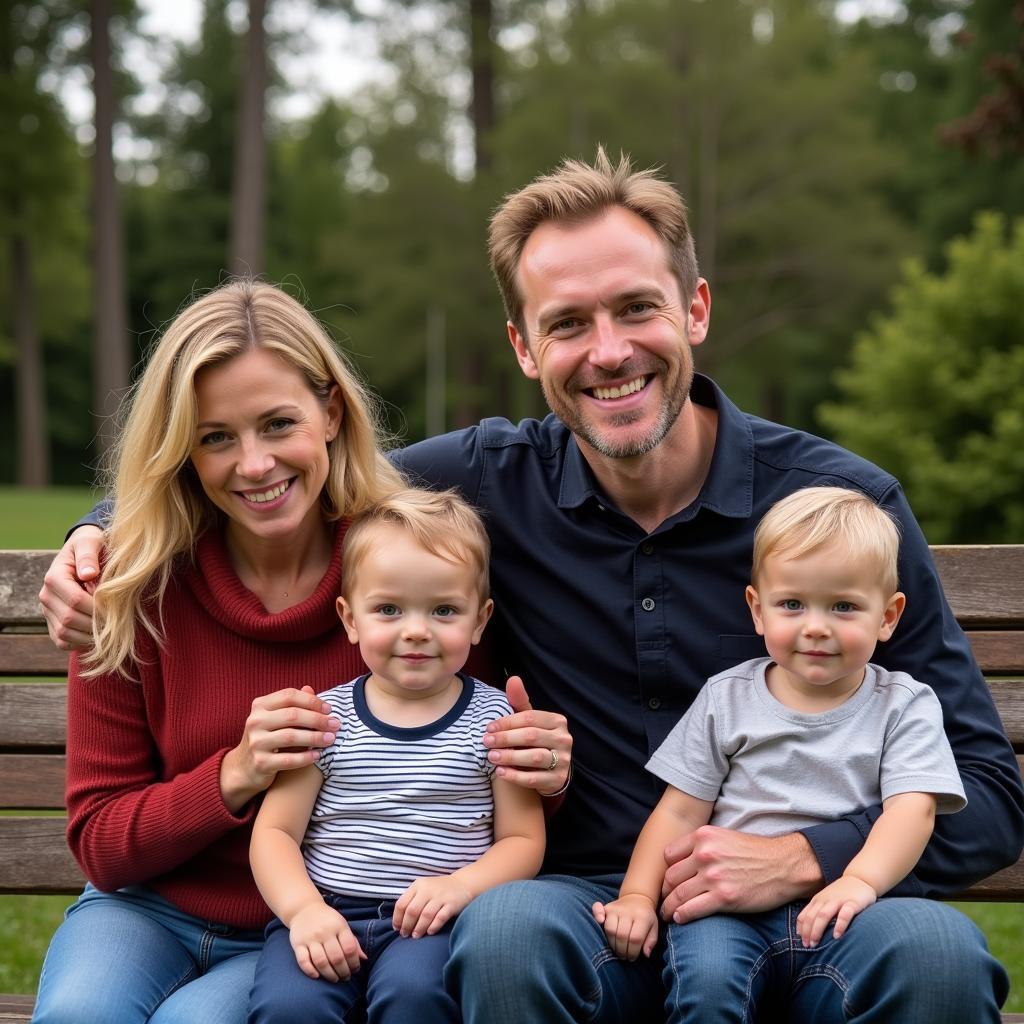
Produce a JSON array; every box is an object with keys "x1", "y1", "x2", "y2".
[{"x1": 547, "y1": 748, "x2": 559, "y2": 772}]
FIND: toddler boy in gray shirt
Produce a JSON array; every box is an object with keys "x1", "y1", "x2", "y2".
[{"x1": 593, "y1": 486, "x2": 966, "y2": 1019}]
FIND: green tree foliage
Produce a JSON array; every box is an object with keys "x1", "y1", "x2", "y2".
[
  {"x1": 843, "y1": 0, "x2": 1024, "y2": 264},
  {"x1": 484, "y1": 0, "x2": 912, "y2": 427},
  {"x1": 819, "y1": 213, "x2": 1024, "y2": 543},
  {"x1": 0, "y1": 0, "x2": 91, "y2": 482}
]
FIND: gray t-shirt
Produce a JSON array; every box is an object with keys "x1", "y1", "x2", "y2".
[{"x1": 646, "y1": 658, "x2": 966, "y2": 836}]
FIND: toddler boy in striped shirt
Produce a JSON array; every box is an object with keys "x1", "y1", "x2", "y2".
[{"x1": 248, "y1": 488, "x2": 545, "y2": 1023}]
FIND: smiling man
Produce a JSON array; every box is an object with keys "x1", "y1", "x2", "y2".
[
  {"x1": 391, "y1": 150, "x2": 1023, "y2": 1023},
  {"x1": 41, "y1": 150, "x2": 1024, "y2": 1022}
]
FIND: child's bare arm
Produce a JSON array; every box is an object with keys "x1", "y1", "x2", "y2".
[
  {"x1": 797, "y1": 791, "x2": 937, "y2": 947},
  {"x1": 251, "y1": 764, "x2": 366, "y2": 980},
  {"x1": 392, "y1": 776, "x2": 545, "y2": 938},
  {"x1": 593, "y1": 786, "x2": 714, "y2": 960}
]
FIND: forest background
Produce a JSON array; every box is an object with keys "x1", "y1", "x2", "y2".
[
  {"x1": 2, "y1": 0, "x2": 1023, "y2": 544},
  {"x1": 2, "y1": 0, "x2": 1024, "y2": 1004}
]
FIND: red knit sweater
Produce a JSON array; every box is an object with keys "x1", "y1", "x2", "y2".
[{"x1": 65, "y1": 526, "x2": 365, "y2": 930}]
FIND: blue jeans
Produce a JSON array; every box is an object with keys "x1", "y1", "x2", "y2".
[
  {"x1": 32, "y1": 883, "x2": 264, "y2": 1024},
  {"x1": 664, "y1": 900, "x2": 1009, "y2": 1023},
  {"x1": 446, "y1": 874, "x2": 666, "y2": 1023},
  {"x1": 248, "y1": 895, "x2": 459, "y2": 1024},
  {"x1": 447, "y1": 877, "x2": 1008, "y2": 1023}
]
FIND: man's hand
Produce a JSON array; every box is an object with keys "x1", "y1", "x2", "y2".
[
  {"x1": 796, "y1": 875, "x2": 877, "y2": 947},
  {"x1": 288, "y1": 902, "x2": 366, "y2": 981},
  {"x1": 393, "y1": 874, "x2": 473, "y2": 938},
  {"x1": 592, "y1": 894, "x2": 660, "y2": 961},
  {"x1": 660, "y1": 826, "x2": 822, "y2": 924},
  {"x1": 39, "y1": 525, "x2": 105, "y2": 650},
  {"x1": 483, "y1": 676, "x2": 572, "y2": 796}
]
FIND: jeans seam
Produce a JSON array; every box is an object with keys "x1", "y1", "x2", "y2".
[
  {"x1": 197, "y1": 928, "x2": 215, "y2": 974},
  {"x1": 587, "y1": 946, "x2": 621, "y2": 1022}
]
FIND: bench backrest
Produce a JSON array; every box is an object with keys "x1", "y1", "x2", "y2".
[{"x1": 1, "y1": 547, "x2": 1022, "y2": 898}]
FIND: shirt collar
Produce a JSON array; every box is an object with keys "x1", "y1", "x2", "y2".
[{"x1": 556, "y1": 373, "x2": 753, "y2": 521}]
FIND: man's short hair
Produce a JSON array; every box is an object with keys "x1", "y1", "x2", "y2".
[
  {"x1": 489, "y1": 146, "x2": 699, "y2": 338},
  {"x1": 752, "y1": 486, "x2": 902, "y2": 596},
  {"x1": 341, "y1": 488, "x2": 491, "y2": 602}
]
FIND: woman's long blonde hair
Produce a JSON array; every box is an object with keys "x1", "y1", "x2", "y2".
[{"x1": 86, "y1": 280, "x2": 403, "y2": 677}]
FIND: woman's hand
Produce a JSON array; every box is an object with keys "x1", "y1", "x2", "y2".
[
  {"x1": 220, "y1": 685, "x2": 340, "y2": 811},
  {"x1": 483, "y1": 676, "x2": 572, "y2": 797}
]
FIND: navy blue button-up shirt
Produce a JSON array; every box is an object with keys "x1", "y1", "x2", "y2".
[{"x1": 393, "y1": 375, "x2": 1024, "y2": 892}]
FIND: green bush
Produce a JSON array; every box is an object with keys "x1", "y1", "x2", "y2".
[{"x1": 820, "y1": 213, "x2": 1024, "y2": 543}]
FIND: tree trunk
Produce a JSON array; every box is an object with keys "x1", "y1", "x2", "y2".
[
  {"x1": 455, "y1": 0, "x2": 496, "y2": 426},
  {"x1": 12, "y1": 227, "x2": 49, "y2": 486},
  {"x1": 230, "y1": 0, "x2": 268, "y2": 276},
  {"x1": 91, "y1": 0, "x2": 129, "y2": 460},
  {"x1": 467, "y1": 0, "x2": 495, "y2": 174}
]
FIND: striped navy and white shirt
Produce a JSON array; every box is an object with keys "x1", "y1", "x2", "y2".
[{"x1": 302, "y1": 673, "x2": 512, "y2": 899}]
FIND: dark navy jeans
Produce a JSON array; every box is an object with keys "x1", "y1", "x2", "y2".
[{"x1": 248, "y1": 894, "x2": 459, "y2": 1024}]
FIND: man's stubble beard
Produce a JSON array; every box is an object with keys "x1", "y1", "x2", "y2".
[{"x1": 541, "y1": 361, "x2": 694, "y2": 460}]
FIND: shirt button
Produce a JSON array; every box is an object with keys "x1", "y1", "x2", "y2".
[
  {"x1": 641, "y1": 542, "x2": 654, "y2": 555},
  {"x1": 641, "y1": 597, "x2": 655, "y2": 611},
  {"x1": 647, "y1": 697, "x2": 662, "y2": 710}
]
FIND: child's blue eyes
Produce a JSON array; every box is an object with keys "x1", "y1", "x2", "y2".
[
  {"x1": 373, "y1": 605, "x2": 460, "y2": 617},
  {"x1": 777, "y1": 599, "x2": 858, "y2": 613}
]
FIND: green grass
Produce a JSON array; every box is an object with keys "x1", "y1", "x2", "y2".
[
  {"x1": 0, "y1": 488, "x2": 1021, "y2": 1008},
  {"x1": 0, "y1": 895, "x2": 72, "y2": 993},
  {"x1": 0, "y1": 486, "x2": 97, "y2": 548}
]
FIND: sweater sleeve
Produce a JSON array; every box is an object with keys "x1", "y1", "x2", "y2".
[{"x1": 64, "y1": 647, "x2": 254, "y2": 893}]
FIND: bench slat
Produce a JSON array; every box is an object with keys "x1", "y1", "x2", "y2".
[
  {"x1": 0, "y1": 755, "x2": 65, "y2": 809},
  {"x1": 969, "y1": 633, "x2": 1024, "y2": 676},
  {"x1": 0, "y1": 552, "x2": 54, "y2": 627},
  {"x1": 992, "y1": 681, "x2": 1024, "y2": 749},
  {"x1": 932, "y1": 546, "x2": 1024, "y2": 626},
  {"x1": 0, "y1": 818, "x2": 83, "y2": 893},
  {"x1": 0, "y1": 994, "x2": 40, "y2": 1023},
  {"x1": 0, "y1": 635, "x2": 68, "y2": 676},
  {"x1": 0, "y1": 684, "x2": 67, "y2": 748}
]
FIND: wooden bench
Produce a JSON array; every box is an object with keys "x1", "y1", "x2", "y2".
[{"x1": 1, "y1": 546, "x2": 1023, "y2": 1022}]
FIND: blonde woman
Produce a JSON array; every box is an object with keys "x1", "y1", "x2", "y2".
[{"x1": 32, "y1": 281, "x2": 403, "y2": 1024}]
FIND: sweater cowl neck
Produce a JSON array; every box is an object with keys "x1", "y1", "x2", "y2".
[{"x1": 180, "y1": 524, "x2": 345, "y2": 642}]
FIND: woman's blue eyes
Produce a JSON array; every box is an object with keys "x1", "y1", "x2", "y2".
[{"x1": 198, "y1": 420, "x2": 293, "y2": 446}]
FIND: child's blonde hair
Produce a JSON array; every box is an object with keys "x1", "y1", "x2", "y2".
[
  {"x1": 341, "y1": 488, "x2": 491, "y2": 602},
  {"x1": 752, "y1": 486, "x2": 901, "y2": 596}
]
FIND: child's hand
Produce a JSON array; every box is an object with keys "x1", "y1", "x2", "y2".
[
  {"x1": 592, "y1": 894, "x2": 660, "y2": 961},
  {"x1": 289, "y1": 902, "x2": 367, "y2": 981},
  {"x1": 393, "y1": 875, "x2": 473, "y2": 938},
  {"x1": 796, "y1": 876, "x2": 878, "y2": 947}
]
